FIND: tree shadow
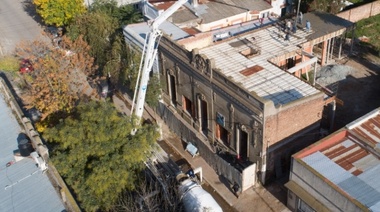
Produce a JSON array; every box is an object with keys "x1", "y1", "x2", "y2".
[{"x1": 22, "y1": 0, "x2": 45, "y2": 26}]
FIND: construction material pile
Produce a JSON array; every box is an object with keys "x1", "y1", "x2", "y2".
[{"x1": 315, "y1": 65, "x2": 355, "y2": 87}]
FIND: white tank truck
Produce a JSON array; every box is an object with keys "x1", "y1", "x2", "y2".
[{"x1": 176, "y1": 169, "x2": 223, "y2": 212}]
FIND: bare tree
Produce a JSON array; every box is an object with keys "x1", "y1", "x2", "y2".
[{"x1": 113, "y1": 170, "x2": 184, "y2": 212}]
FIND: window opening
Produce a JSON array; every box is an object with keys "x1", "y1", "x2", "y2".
[
  {"x1": 238, "y1": 129, "x2": 248, "y2": 160},
  {"x1": 182, "y1": 95, "x2": 193, "y2": 116},
  {"x1": 168, "y1": 74, "x2": 177, "y2": 105},
  {"x1": 216, "y1": 122, "x2": 229, "y2": 146}
]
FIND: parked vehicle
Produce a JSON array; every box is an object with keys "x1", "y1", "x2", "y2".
[
  {"x1": 98, "y1": 79, "x2": 111, "y2": 98},
  {"x1": 19, "y1": 59, "x2": 33, "y2": 74}
]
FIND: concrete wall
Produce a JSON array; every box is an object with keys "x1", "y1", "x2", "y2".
[
  {"x1": 337, "y1": 1, "x2": 380, "y2": 23},
  {"x1": 289, "y1": 159, "x2": 364, "y2": 212},
  {"x1": 198, "y1": 13, "x2": 249, "y2": 32}
]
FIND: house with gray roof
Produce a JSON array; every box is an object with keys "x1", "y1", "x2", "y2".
[{"x1": 0, "y1": 75, "x2": 79, "y2": 212}]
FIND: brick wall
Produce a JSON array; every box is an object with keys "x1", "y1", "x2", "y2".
[
  {"x1": 337, "y1": 1, "x2": 380, "y2": 22},
  {"x1": 262, "y1": 93, "x2": 324, "y2": 182},
  {"x1": 177, "y1": 31, "x2": 214, "y2": 50},
  {"x1": 264, "y1": 93, "x2": 324, "y2": 147}
]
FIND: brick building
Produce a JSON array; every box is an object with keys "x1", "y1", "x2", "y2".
[
  {"x1": 286, "y1": 108, "x2": 380, "y2": 211},
  {"x1": 124, "y1": 1, "x2": 354, "y2": 190}
]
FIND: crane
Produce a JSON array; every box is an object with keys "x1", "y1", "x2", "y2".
[{"x1": 131, "y1": 0, "x2": 188, "y2": 129}]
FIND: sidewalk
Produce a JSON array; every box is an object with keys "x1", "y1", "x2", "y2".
[
  {"x1": 113, "y1": 94, "x2": 289, "y2": 212},
  {"x1": 160, "y1": 121, "x2": 289, "y2": 212}
]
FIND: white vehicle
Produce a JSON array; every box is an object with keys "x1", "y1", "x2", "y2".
[{"x1": 177, "y1": 173, "x2": 223, "y2": 212}]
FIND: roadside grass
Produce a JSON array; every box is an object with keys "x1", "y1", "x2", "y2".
[{"x1": 0, "y1": 56, "x2": 19, "y2": 75}]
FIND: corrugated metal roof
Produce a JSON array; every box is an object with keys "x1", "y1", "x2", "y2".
[
  {"x1": 302, "y1": 151, "x2": 352, "y2": 185},
  {"x1": 199, "y1": 25, "x2": 320, "y2": 105},
  {"x1": 300, "y1": 108, "x2": 380, "y2": 210},
  {"x1": 350, "y1": 112, "x2": 380, "y2": 146},
  {"x1": 0, "y1": 93, "x2": 65, "y2": 211}
]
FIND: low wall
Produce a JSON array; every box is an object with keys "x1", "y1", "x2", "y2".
[{"x1": 338, "y1": 1, "x2": 380, "y2": 22}]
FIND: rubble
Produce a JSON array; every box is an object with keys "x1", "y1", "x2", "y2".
[{"x1": 316, "y1": 64, "x2": 355, "y2": 87}]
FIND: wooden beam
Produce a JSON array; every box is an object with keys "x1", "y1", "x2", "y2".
[{"x1": 324, "y1": 96, "x2": 344, "y2": 106}]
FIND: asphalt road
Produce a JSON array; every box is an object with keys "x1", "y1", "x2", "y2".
[{"x1": 0, "y1": 0, "x2": 48, "y2": 56}]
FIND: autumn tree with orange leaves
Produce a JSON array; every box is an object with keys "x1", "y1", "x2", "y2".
[{"x1": 15, "y1": 35, "x2": 97, "y2": 120}]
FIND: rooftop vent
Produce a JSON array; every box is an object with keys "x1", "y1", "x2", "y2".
[
  {"x1": 18, "y1": 139, "x2": 34, "y2": 157},
  {"x1": 240, "y1": 65, "x2": 264, "y2": 76}
]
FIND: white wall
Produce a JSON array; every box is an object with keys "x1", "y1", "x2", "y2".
[{"x1": 290, "y1": 159, "x2": 363, "y2": 212}]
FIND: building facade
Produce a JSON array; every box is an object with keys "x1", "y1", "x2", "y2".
[{"x1": 124, "y1": 1, "x2": 354, "y2": 190}]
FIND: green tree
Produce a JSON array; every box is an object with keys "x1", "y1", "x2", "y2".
[
  {"x1": 67, "y1": 10, "x2": 118, "y2": 69},
  {"x1": 44, "y1": 101, "x2": 159, "y2": 211},
  {"x1": 103, "y1": 35, "x2": 131, "y2": 85},
  {"x1": 90, "y1": 0, "x2": 142, "y2": 25},
  {"x1": 145, "y1": 73, "x2": 161, "y2": 107},
  {"x1": 33, "y1": 0, "x2": 86, "y2": 26}
]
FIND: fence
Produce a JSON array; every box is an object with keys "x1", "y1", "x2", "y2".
[{"x1": 338, "y1": 1, "x2": 380, "y2": 22}]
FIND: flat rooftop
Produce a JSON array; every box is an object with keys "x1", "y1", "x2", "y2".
[
  {"x1": 125, "y1": 8, "x2": 354, "y2": 105},
  {"x1": 0, "y1": 92, "x2": 65, "y2": 211},
  {"x1": 302, "y1": 11, "x2": 354, "y2": 40},
  {"x1": 199, "y1": 25, "x2": 320, "y2": 105},
  {"x1": 295, "y1": 108, "x2": 380, "y2": 211},
  {"x1": 124, "y1": 21, "x2": 190, "y2": 43}
]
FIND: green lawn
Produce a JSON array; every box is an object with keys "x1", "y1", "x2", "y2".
[{"x1": 355, "y1": 13, "x2": 380, "y2": 55}]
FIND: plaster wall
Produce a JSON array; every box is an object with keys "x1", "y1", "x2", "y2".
[{"x1": 289, "y1": 159, "x2": 364, "y2": 212}]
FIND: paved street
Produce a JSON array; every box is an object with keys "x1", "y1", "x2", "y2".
[{"x1": 0, "y1": 0, "x2": 48, "y2": 55}]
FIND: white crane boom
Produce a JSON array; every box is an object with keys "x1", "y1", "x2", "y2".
[{"x1": 131, "y1": 0, "x2": 187, "y2": 126}]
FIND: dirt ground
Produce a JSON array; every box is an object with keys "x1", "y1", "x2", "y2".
[{"x1": 332, "y1": 45, "x2": 380, "y2": 129}]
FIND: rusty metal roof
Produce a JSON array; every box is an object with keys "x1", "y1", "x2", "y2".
[{"x1": 295, "y1": 108, "x2": 380, "y2": 211}]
